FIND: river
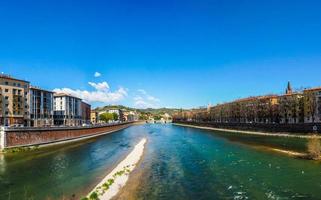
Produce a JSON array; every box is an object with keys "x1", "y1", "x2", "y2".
[{"x1": 0, "y1": 124, "x2": 321, "y2": 199}]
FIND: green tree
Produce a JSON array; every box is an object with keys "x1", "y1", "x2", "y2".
[
  {"x1": 99, "y1": 113, "x2": 114, "y2": 123},
  {"x1": 112, "y1": 113, "x2": 119, "y2": 121},
  {"x1": 154, "y1": 115, "x2": 162, "y2": 120}
]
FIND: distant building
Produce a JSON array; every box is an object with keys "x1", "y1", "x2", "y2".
[
  {"x1": 285, "y1": 81, "x2": 293, "y2": 95},
  {"x1": 123, "y1": 111, "x2": 138, "y2": 122},
  {"x1": 303, "y1": 87, "x2": 321, "y2": 123},
  {"x1": 0, "y1": 74, "x2": 30, "y2": 126},
  {"x1": 81, "y1": 102, "x2": 91, "y2": 125},
  {"x1": 29, "y1": 86, "x2": 54, "y2": 127},
  {"x1": 107, "y1": 109, "x2": 124, "y2": 121},
  {"x1": 90, "y1": 110, "x2": 98, "y2": 124},
  {"x1": 279, "y1": 93, "x2": 304, "y2": 124},
  {"x1": 53, "y1": 93, "x2": 82, "y2": 126}
]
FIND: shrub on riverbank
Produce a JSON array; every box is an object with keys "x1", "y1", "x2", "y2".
[
  {"x1": 89, "y1": 192, "x2": 99, "y2": 200},
  {"x1": 307, "y1": 135, "x2": 321, "y2": 160}
]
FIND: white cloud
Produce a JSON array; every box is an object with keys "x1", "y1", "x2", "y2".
[
  {"x1": 53, "y1": 81, "x2": 127, "y2": 104},
  {"x1": 137, "y1": 89, "x2": 147, "y2": 95},
  {"x1": 94, "y1": 72, "x2": 101, "y2": 77},
  {"x1": 88, "y1": 81, "x2": 109, "y2": 92},
  {"x1": 134, "y1": 89, "x2": 160, "y2": 108}
]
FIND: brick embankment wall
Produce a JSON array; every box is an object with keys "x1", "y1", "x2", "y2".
[
  {"x1": 4, "y1": 122, "x2": 133, "y2": 148},
  {"x1": 173, "y1": 120, "x2": 321, "y2": 135}
]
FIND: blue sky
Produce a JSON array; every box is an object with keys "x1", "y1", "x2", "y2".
[{"x1": 1, "y1": 0, "x2": 321, "y2": 108}]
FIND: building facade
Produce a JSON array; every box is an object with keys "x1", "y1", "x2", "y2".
[
  {"x1": 81, "y1": 102, "x2": 91, "y2": 125},
  {"x1": 0, "y1": 75, "x2": 30, "y2": 126},
  {"x1": 174, "y1": 82, "x2": 321, "y2": 126},
  {"x1": 279, "y1": 93, "x2": 304, "y2": 124},
  {"x1": 29, "y1": 86, "x2": 54, "y2": 127},
  {"x1": 53, "y1": 93, "x2": 82, "y2": 126},
  {"x1": 90, "y1": 110, "x2": 98, "y2": 124},
  {"x1": 107, "y1": 109, "x2": 124, "y2": 121},
  {"x1": 303, "y1": 87, "x2": 321, "y2": 123}
]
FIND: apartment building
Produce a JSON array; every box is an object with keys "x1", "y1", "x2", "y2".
[
  {"x1": 303, "y1": 87, "x2": 321, "y2": 123},
  {"x1": 107, "y1": 109, "x2": 124, "y2": 121},
  {"x1": 53, "y1": 93, "x2": 82, "y2": 126},
  {"x1": 81, "y1": 102, "x2": 91, "y2": 125},
  {"x1": 90, "y1": 110, "x2": 98, "y2": 124},
  {"x1": 0, "y1": 75, "x2": 30, "y2": 126},
  {"x1": 279, "y1": 93, "x2": 304, "y2": 124},
  {"x1": 29, "y1": 86, "x2": 54, "y2": 127}
]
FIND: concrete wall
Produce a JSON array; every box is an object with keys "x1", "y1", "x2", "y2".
[
  {"x1": 174, "y1": 120, "x2": 321, "y2": 135},
  {"x1": 2, "y1": 122, "x2": 133, "y2": 149}
]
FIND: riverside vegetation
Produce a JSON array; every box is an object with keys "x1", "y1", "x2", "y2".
[
  {"x1": 81, "y1": 166, "x2": 131, "y2": 200},
  {"x1": 307, "y1": 135, "x2": 321, "y2": 160}
]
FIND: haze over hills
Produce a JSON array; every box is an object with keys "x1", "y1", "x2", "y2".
[{"x1": 94, "y1": 105, "x2": 183, "y2": 116}]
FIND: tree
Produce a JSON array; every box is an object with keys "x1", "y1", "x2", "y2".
[
  {"x1": 154, "y1": 115, "x2": 162, "y2": 120},
  {"x1": 307, "y1": 135, "x2": 321, "y2": 160},
  {"x1": 112, "y1": 113, "x2": 119, "y2": 121},
  {"x1": 99, "y1": 113, "x2": 114, "y2": 123}
]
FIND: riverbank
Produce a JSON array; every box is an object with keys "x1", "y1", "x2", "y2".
[
  {"x1": 173, "y1": 123, "x2": 320, "y2": 139},
  {"x1": 174, "y1": 123, "x2": 321, "y2": 159},
  {"x1": 85, "y1": 138, "x2": 147, "y2": 200}
]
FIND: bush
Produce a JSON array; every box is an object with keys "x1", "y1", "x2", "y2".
[
  {"x1": 89, "y1": 192, "x2": 99, "y2": 200},
  {"x1": 307, "y1": 135, "x2": 321, "y2": 160}
]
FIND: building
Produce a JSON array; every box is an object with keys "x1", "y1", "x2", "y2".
[
  {"x1": 123, "y1": 111, "x2": 138, "y2": 122},
  {"x1": 174, "y1": 82, "x2": 320, "y2": 125},
  {"x1": 107, "y1": 109, "x2": 124, "y2": 121},
  {"x1": 29, "y1": 86, "x2": 54, "y2": 127},
  {"x1": 279, "y1": 93, "x2": 304, "y2": 124},
  {"x1": 53, "y1": 93, "x2": 82, "y2": 126},
  {"x1": 81, "y1": 102, "x2": 91, "y2": 125},
  {"x1": 303, "y1": 87, "x2": 321, "y2": 123},
  {"x1": 90, "y1": 110, "x2": 98, "y2": 124},
  {"x1": 0, "y1": 74, "x2": 30, "y2": 126}
]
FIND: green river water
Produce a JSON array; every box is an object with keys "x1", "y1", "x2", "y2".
[{"x1": 0, "y1": 124, "x2": 321, "y2": 200}]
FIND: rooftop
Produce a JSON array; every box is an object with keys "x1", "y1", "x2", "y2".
[
  {"x1": 30, "y1": 86, "x2": 54, "y2": 93},
  {"x1": 303, "y1": 87, "x2": 321, "y2": 92},
  {"x1": 54, "y1": 93, "x2": 82, "y2": 100},
  {"x1": 0, "y1": 74, "x2": 30, "y2": 83}
]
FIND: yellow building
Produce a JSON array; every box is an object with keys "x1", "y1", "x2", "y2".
[
  {"x1": 90, "y1": 110, "x2": 98, "y2": 124},
  {"x1": 0, "y1": 74, "x2": 30, "y2": 126}
]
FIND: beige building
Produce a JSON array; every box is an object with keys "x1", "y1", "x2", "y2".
[
  {"x1": 90, "y1": 110, "x2": 98, "y2": 124},
  {"x1": 303, "y1": 87, "x2": 321, "y2": 123},
  {"x1": 0, "y1": 75, "x2": 30, "y2": 126},
  {"x1": 278, "y1": 93, "x2": 304, "y2": 124}
]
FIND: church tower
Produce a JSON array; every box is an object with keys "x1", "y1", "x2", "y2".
[{"x1": 285, "y1": 81, "x2": 293, "y2": 95}]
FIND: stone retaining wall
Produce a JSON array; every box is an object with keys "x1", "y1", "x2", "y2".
[
  {"x1": 173, "y1": 120, "x2": 321, "y2": 135},
  {"x1": 1, "y1": 122, "x2": 133, "y2": 149}
]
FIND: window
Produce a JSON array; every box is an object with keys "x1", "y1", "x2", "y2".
[
  {"x1": 17, "y1": 83, "x2": 21, "y2": 87},
  {"x1": 5, "y1": 89, "x2": 8, "y2": 92},
  {"x1": 13, "y1": 83, "x2": 16, "y2": 86},
  {"x1": 5, "y1": 82, "x2": 8, "y2": 85},
  {"x1": 5, "y1": 96, "x2": 8, "y2": 100}
]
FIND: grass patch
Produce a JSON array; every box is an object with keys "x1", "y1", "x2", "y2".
[{"x1": 85, "y1": 166, "x2": 132, "y2": 199}]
